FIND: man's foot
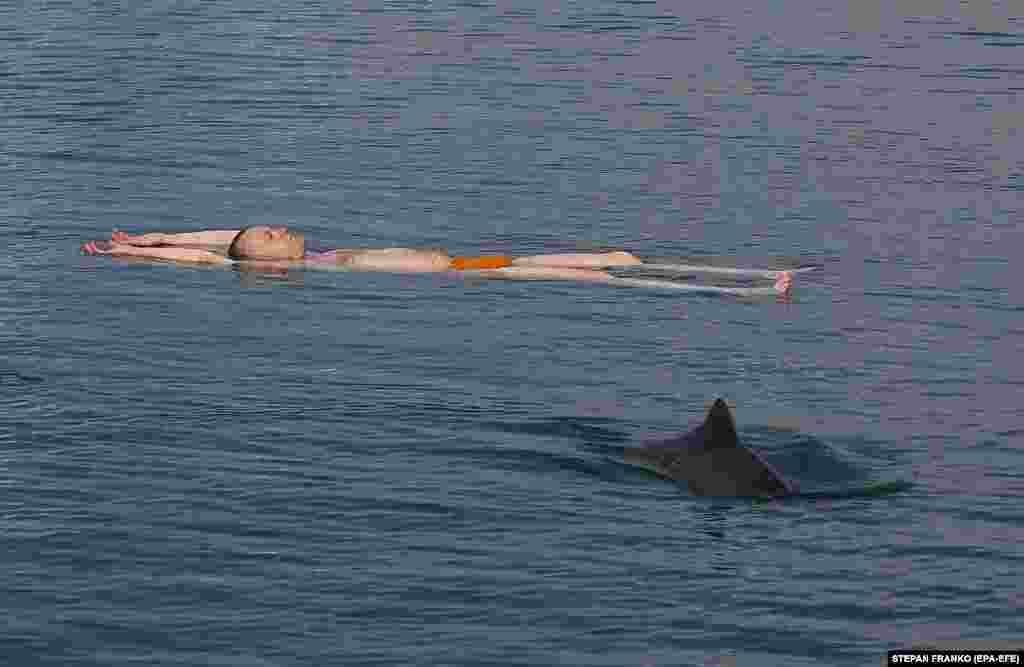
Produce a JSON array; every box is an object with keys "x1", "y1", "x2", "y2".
[{"x1": 774, "y1": 271, "x2": 793, "y2": 295}]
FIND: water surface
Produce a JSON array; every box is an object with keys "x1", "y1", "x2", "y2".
[{"x1": 2, "y1": 1, "x2": 1022, "y2": 665}]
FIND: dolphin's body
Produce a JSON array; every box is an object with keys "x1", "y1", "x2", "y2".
[{"x1": 624, "y1": 399, "x2": 796, "y2": 497}]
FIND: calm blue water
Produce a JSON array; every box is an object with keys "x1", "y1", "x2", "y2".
[{"x1": 2, "y1": 1, "x2": 1022, "y2": 665}]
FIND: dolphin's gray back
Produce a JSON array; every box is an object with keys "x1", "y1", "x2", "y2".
[{"x1": 624, "y1": 399, "x2": 793, "y2": 497}]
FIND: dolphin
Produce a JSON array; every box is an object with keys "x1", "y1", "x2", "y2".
[{"x1": 624, "y1": 399, "x2": 797, "y2": 497}]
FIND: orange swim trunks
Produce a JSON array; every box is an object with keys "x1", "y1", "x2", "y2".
[{"x1": 450, "y1": 255, "x2": 515, "y2": 270}]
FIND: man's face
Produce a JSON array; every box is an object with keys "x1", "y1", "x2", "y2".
[{"x1": 231, "y1": 226, "x2": 305, "y2": 260}]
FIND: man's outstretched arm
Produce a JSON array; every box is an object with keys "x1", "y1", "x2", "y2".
[
  {"x1": 110, "y1": 230, "x2": 241, "y2": 247},
  {"x1": 82, "y1": 240, "x2": 230, "y2": 265}
]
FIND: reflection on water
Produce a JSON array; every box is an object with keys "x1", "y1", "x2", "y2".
[{"x1": 234, "y1": 263, "x2": 307, "y2": 288}]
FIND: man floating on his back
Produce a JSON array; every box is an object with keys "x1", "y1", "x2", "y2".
[{"x1": 81, "y1": 226, "x2": 794, "y2": 296}]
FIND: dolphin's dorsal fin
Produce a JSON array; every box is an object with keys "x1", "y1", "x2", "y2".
[{"x1": 701, "y1": 398, "x2": 738, "y2": 448}]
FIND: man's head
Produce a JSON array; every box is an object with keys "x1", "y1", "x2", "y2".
[{"x1": 227, "y1": 226, "x2": 305, "y2": 260}]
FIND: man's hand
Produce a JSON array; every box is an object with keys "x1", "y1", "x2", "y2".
[{"x1": 81, "y1": 240, "x2": 118, "y2": 255}]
